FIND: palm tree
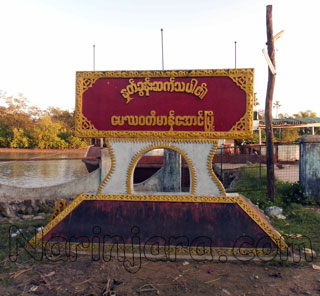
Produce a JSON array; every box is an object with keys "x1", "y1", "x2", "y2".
[{"x1": 273, "y1": 101, "x2": 281, "y2": 119}]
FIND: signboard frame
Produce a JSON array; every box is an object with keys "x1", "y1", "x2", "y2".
[{"x1": 75, "y1": 69, "x2": 254, "y2": 141}]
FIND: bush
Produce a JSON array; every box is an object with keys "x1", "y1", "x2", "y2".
[
  {"x1": 66, "y1": 135, "x2": 88, "y2": 148},
  {"x1": 9, "y1": 128, "x2": 30, "y2": 148},
  {"x1": 32, "y1": 115, "x2": 69, "y2": 149},
  {"x1": 277, "y1": 182, "x2": 313, "y2": 206}
]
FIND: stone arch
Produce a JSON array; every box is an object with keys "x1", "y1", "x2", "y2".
[{"x1": 127, "y1": 144, "x2": 196, "y2": 195}]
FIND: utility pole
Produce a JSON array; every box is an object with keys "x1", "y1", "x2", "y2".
[
  {"x1": 93, "y1": 44, "x2": 103, "y2": 147},
  {"x1": 265, "y1": 5, "x2": 276, "y2": 201},
  {"x1": 234, "y1": 41, "x2": 237, "y2": 69},
  {"x1": 160, "y1": 28, "x2": 181, "y2": 192},
  {"x1": 161, "y1": 28, "x2": 164, "y2": 71},
  {"x1": 93, "y1": 45, "x2": 95, "y2": 71}
]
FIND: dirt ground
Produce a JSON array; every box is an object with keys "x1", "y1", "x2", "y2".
[{"x1": 1, "y1": 253, "x2": 320, "y2": 296}]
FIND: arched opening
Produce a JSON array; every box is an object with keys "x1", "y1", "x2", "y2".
[{"x1": 133, "y1": 148, "x2": 191, "y2": 193}]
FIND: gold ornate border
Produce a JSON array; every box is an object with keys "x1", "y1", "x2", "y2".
[
  {"x1": 32, "y1": 241, "x2": 281, "y2": 258},
  {"x1": 75, "y1": 69, "x2": 254, "y2": 140},
  {"x1": 30, "y1": 193, "x2": 287, "y2": 252},
  {"x1": 97, "y1": 141, "x2": 116, "y2": 194},
  {"x1": 50, "y1": 200, "x2": 67, "y2": 221},
  {"x1": 208, "y1": 141, "x2": 227, "y2": 196},
  {"x1": 126, "y1": 144, "x2": 197, "y2": 195}
]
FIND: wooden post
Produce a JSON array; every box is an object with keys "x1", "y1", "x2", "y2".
[
  {"x1": 258, "y1": 128, "x2": 262, "y2": 145},
  {"x1": 265, "y1": 5, "x2": 276, "y2": 201}
]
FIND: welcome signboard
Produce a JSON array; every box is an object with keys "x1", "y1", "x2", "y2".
[
  {"x1": 75, "y1": 69, "x2": 254, "y2": 140},
  {"x1": 32, "y1": 68, "x2": 287, "y2": 259}
]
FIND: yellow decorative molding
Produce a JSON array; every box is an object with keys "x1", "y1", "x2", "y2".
[
  {"x1": 97, "y1": 141, "x2": 116, "y2": 194},
  {"x1": 77, "y1": 69, "x2": 253, "y2": 79},
  {"x1": 50, "y1": 200, "x2": 67, "y2": 221},
  {"x1": 207, "y1": 141, "x2": 227, "y2": 196},
  {"x1": 75, "y1": 69, "x2": 254, "y2": 140},
  {"x1": 126, "y1": 144, "x2": 196, "y2": 195},
  {"x1": 30, "y1": 240, "x2": 279, "y2": 258}
]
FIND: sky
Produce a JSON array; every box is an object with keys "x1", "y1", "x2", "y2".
[{"x1": 0, "y1": 0, "x2": 319, "y2": 116}]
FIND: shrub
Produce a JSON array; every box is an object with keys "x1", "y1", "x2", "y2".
[
  {"x1": 66, "y1": 135, "x2": 88, "y2": 148},
  {"x1": 9, "y1": 128, "x2": 30, "y2": 148},
  {"x1": 277, "y1": 182, "x2": 313, "y2": 206}
]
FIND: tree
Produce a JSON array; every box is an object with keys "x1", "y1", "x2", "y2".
[
  {"x1": 0, "y1": 92, "x2": 35, "y2": 145},
  {"x1": 9, "y1": 128, "x2": 30, "y2": 148},
  {"x1": 45, "y1": 107, "x2": 75, "y2": 131},
  {"x1": 278, "y1": 113, "x2": 291, "y2": 119},
  {"x1": 250, "y1": 129, "x2": 266, "y2": 143},
  {"x1": 257, "y1": 109, "x2": 265, "y2": 120},
  {"x1": 293, "y1": 110, "x2": 318, "y2": 136},
  {"x1": 293, "y1": 110, "x2": 317, "y2": 118},
  {"x1": 32, "y1": 115, "x2": 68, "y2": 149},
  {"x1": 280, "y1": 128, "x2": 300, "y2": 143},
  {"x1": 0, "y1": 90, "x2": 87, "y2": 149},
  {"x1": 273, "y1": 101, "x2": 281, "y2": 119}
]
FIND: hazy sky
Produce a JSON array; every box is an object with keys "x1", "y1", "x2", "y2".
[{"x1": 0, "y1": 0, "x2": 319, "y2": 116}]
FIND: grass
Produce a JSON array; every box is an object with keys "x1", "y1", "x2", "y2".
[
  {"x1": 236, "y1": 164, "x2": 320, "y2": 253},
  {"x1": 0, "y1": 216, "x2": 50, "y2": 274},
  {"x1": 235, "y1": 164, "x2": 268, "y2": 193},
  {"x1": 0, "y1": 165, "x2": 319, "y2": 279},
  {"x1": 271, "y1": 204, "x2": 320, "y2": 252}
]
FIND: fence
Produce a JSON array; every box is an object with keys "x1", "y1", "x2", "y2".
[
  {"x1": 1, "y1": 144, "x2": 301, "y2": 194},
  {"x1": 213, "y1": 143, "x2": 300, "y2": 193}
]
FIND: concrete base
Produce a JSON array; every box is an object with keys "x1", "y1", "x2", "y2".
[{"x1": 30, "y1": 193, "x2": 286, "y2": 259}]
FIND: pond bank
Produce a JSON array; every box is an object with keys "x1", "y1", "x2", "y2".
[
  {"x1": 0, "y1": 169, "x2": 100, "y2": 219},
  {"x1": 0, "y1": 147, "x2": 87, "y2": 154}
]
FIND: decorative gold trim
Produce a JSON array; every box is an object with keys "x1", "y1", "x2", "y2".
[
  {"x1": 97, "y1": 141, "x2": 116, "y2": 194},
  {"x1": 236, "y1": 194, "x2": 286, "y2": 250},
  {"x1": 30, "y1": 193, "x2": 287, "y2": 252},
  {"x1": 29, "y1": 193, "x2": 87, "y2": 248},
  {"x1": 79, "y1": 114, "x2": 98, "y2": 132},
  {"x1": 75, "y1": 69, "x2": 254, "y2": 140},
  {"x1": 126, "y1": 144, "x2": 196, "y2": 195},
  {"x1": 50, "y1": 200, "x2": 67, "y2": 221},
  {"x1": 75, "y1": 130, "x2": 252, "y2": 141},
  {"x1": 31, "y1": 241, "x2": 280, "y2": 258},
  {"x1": 207, "y1": 141, "x2": 227, "y2": 196}
]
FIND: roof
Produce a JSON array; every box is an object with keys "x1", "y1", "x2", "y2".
[{"x1": 259, "y1": 117, "x2": 320, "y2": 127}]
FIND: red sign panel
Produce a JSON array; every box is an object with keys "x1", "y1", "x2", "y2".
[{"x1": 75, "y1": 69, "x2": 254, "y2": 140}]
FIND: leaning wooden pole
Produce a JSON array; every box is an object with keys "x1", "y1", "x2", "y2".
[{"x1": 265, "y1": 5, "x2": 276, "y2": 201}]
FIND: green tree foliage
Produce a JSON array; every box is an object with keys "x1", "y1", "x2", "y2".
[
  {"x1": 280, "y1": 128, "x2": 300, "y2": 143},
  {"x1": 0, "y1": 91, "x2": 87, "y2": 149},
  {"x1": 32, "y1": 115, "x2": 69, "y2": 149},
  {"x1": 263, "y1": 110, "x2": 319, "y2": 142},
  {"x1": 66, "y1": 135, "x2": 88, "y2": 148},
  {"x1": 45, "y1": 107, "x2": 75, "y2": 131},
  {"x1": 293, "y1": 110, "x2": 317, "y2": 118},
  {"x1": 0, "y1": 92, "x2": 40, "y2": 146},
  {"x1": 10, "y1": 128, "x2": 30, "y2": 148},
  {"x1": 250, "y1": 129, "x2": 266, "y2": 143},
  {"x1": 278, "y1": 113, "x2": 290, "y2": 119},
  {"x1": 293, "y1": 110, "x2": 318, "y2": 136}
]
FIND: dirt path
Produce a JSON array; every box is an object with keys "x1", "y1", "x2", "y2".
[{"x1": 1, "y1": 255, "x2": 320, "y2": 295}]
